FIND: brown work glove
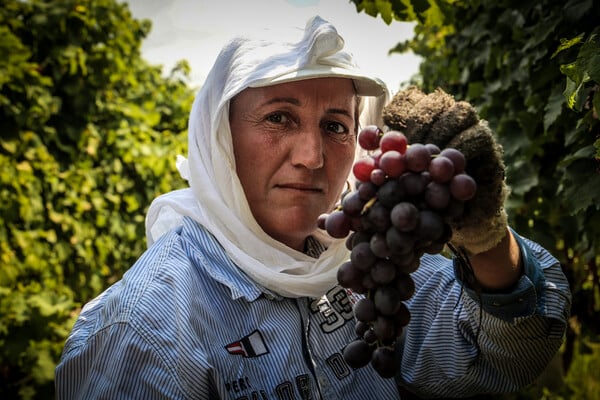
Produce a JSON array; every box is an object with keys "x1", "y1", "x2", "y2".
[{"x1": 382, "y1": 86, "x2": 510, "y2": 255}]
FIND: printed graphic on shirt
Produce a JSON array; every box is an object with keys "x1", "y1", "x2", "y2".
[
  {"x1": 225, "y1": 329, "x2": 269, "y2": 358},
  {"x1": 310, "y1": 286, "x2": 354, "y2": 334},
  {"x1": 225, "y1": 376, "x2": 255, "y2": 394},
  {"x1": 224, "y1": 374, "x2": 314, "y2": 400},
  {"x1": 326, "y1": 352, "x2": 352, "y2": 380},
  {"x1": 309, "y1": 287, "x2": 360, "y2": 382},
  {"x1": 276, "y1": 374, "x2": 313, "y2": 400}
]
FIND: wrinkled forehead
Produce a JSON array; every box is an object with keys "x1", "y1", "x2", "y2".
[
  {"x1": 237, "y1": 77, "x2": 357, "y2": 99},
  {"x1": 230, "y1": 78, "x2": 358, "y2": 109}
]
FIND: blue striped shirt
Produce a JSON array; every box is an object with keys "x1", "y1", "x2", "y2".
[{"x1": 55, "y1": 217, "x2": 570, "y2": 399}]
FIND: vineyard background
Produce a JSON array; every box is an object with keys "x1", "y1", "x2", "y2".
[{"x1": 1, "y1": 0, "x2": 598, "y2": 398}]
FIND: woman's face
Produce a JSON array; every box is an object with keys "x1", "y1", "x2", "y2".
[{"x1": 230, "y1": 77, "x2": 358, "y2": 251}]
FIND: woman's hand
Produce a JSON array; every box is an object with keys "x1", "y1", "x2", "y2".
[{"x1": 383, "y1": 86, "x2": 519, "y2": 291}]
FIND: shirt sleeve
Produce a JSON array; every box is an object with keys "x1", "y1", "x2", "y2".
[
  {"x1": 55, "y1": 321, "x2": 185, "y2": 399},
  {"x1": 399, "y1": 229, "x2": 572, "y2": 398},
  {"x1": 454, "y1": 228, "x2": 549, "y2": 321}
]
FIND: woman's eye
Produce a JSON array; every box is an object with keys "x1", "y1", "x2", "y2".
[
  {"x1": 325, "y1": 121, "x2": 348, "y2": 134},
  {"x1": 266, "y1": 112, "x2": 288, "y2": 124}
]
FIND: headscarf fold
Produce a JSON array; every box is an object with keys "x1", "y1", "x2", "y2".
[{"x1": 145, "y1": 16, "x2": 389, "y2": 298}]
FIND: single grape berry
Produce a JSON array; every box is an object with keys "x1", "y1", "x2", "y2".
[
  {"x1": 394, "y1": 273, "x2": 415, "y2": 300},
  {"x1": 424, "y1": 182, "x2": 451, "y2": 210},
  {"x1": 350, "y1": 242, "x2": 377, "y2": 272},
  {"x1": 450, "y1": 173, "x2": 477, "y2": 201},
  {"x1": 393, "y1": 302, "x2": 411, "y2": 327},
  {"x1": 370, "y1": 259, "x2": 397, "y2": 285},
  {"x1": 343, "y1": 339, "x2": 374, "y2": 369},
  {"x1": 399, "y1": 171, "x2": 428, "y2": 196},
  {"x1": 317, "y1": 213, "x2": 328, "y2": 230},
  {"x1": 355, "y1": 320, "x2": 369, "y2": 337},
  {"x1": 370, "y1": 168, "x2": 387, "y2": 186},
  {"x1": 390, "y1": 202, "x2": 419, "y2": 232},
  {"x1": 337, "y1": 261, "x2": 363, "y2": 289},
  {"x1": 440, "y1": 148, "x2": 466, "y2": 174},
  {"x1": 404, "y1": 143, "x2": 431, "y2": 172},
  {"x1": 366, "y1": 203, "x2": 391, "y2": 233},
  {"x1": 373, "y1": 285, "x2": 403, "y2": 316},
  {"x1": 371, "y1": 347, "x2": 399, "y2": 379},
  {"x1": 380, "y1": 130, "x2": 408, "y2": 154},
  {"x1": 425, "y1": 143, "x2": 441, "y2": 155},
  {"x1": 353, "y1": 157, "x2": 376, "y2": 182},
  {"x1": 370, "y1": 232, "x2": 391, "y2": 258},
  {"x1": 361, "y1": 273, "x2": 377, "y2": 291},
  {"x1": 358, "y1": 125, "x2": 382, "y2": 151},
  {"x1": 428, "y1": 155, "x2": 455, "y2": 183},
  {"x1": 379, "y1": 150, "x2": 406, "y2": 178},
  {"x1": 363, "y1": 328, "x2": 377, "y2": 344},
  {"x1": 414, "y1": 210, "x2": 445, "y2": 242},
  {"x1": 358, "y1": 181, "x2": 378, "y2": 201},
  {"x1": 341, "y1": 191, "x2": 365, "y2": 217},
  {"x1": 325, "y1": 210, "x2": 351, "y2": 238},
  {"x1": 377, "y1": 180, "x2": 406, "y2": 208},
  {"x1": 372, "y1": 315, "x2": 397, "y2": 342},
  {"x1": 385, "y1": 227, "x2": 416, "y2": 255},
  {"x1": 354, "y1": 298, "x2": 377, "y2": 323}
]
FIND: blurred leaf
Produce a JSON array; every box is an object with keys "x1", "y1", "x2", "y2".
[{"x1": 1, "y1": 0, "x2": 193, "y2": 398}]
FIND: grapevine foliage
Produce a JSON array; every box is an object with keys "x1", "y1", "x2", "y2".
[{"x1": 0, "y1": 1, "x2": 193, "y2": 398}]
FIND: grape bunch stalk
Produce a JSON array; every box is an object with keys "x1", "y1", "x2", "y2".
[{"x1": 318, "y1": 125, "x2": 477, "y2": 379}]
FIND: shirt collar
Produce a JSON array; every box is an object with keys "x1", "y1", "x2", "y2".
[
  {"x1": 180, "y1": 217, "x2": 283, "y2": 302},
  {"x1": 179, "y1": 217, "x2": 329, "y2": 302}
]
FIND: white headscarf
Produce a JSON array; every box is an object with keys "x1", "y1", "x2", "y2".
[{"x1": 145, "y1": 16, "x2": 389, "y2": 298}]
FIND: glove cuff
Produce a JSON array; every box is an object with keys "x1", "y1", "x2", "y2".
[{"x1": 450, "y1": 208, "x2": 508, "y2": 255}]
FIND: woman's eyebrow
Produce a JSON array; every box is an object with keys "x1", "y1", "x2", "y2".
[
  {"x1": 263, "y1": 97, "x2": 352, "y2": 117},
  {"x1": 261, "y1": 97, "x2": 301, "y2": 107},
  {"x1": 260, "y1": 97, "x2": 353, "y2": 118}
]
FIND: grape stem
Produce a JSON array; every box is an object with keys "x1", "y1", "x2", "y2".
[{"x1": 361, "y1": 197, "x2": 377, "y2": 214}]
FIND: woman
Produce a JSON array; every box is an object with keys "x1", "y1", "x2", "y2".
[{"x1": 56, "y1": 16, "x2": 570, "y2": 399}]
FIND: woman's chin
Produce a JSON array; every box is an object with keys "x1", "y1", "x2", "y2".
[{"x1": 263, "y1": 219, "x2": 318, "y2": 251}]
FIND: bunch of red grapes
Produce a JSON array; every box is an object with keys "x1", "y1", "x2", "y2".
[{"x1": 319, "y1": 126, "x2": 477, "y2": 379}]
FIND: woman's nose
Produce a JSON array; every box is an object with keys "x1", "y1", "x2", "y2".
[{"x1": 290, "y1": 126, "x2": 324, "y2": 170}]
